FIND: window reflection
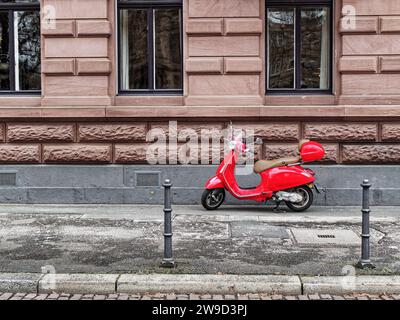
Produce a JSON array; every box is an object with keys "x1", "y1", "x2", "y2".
[
  {"x1": 267, "y1": 5, "x2": 331, "y2": 92},
  {"x1": 0, "y1": 11, "x2": 10, "y2": 90},
  {"x1": 268, "y1": 8, "x2": 295, "y2": 89},
  {"x1": 155, "y1": 9, "x2": 182, "y2": 90},
  {"x1": 301, "y1": 8, "x2": 330, "y2": 89},
  {"x1": 0, "y1": 1, "x2": 40, "y2": 92},
  {"x1": 17, "y1": 11, "x2": 41, "y2": 90},
  {"x1": 120, "y1": 9, "x2": 149, "y2": 90},
  {"x1": 119, "y1": 5, "x2": 182, "y2": 92}
]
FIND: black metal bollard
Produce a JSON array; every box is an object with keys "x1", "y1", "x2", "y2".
[
  {"x1": 161, "y1": 179, "x2": 175, "y2": 268},
  {"x1": 356, "y1": 179, "x2": 375, "y2": 269}
]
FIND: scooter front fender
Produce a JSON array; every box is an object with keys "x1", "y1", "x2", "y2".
[{"x1": 205, "y1": 176, "x2": 225, "y2": 190}]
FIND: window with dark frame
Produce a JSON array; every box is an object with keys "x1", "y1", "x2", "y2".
[
  {"x1": 266, "y1": 0, "x2": 333, "y2": 94},
  {"x1": 0, "y1": 0, "x2": 40, "y2": 94},
  {"x1": 118, "y1": 0, "x2": 183, "y2": 95}
]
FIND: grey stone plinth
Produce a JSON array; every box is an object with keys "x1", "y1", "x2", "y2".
[
  {"x1": 302, "y1": 276, "x2": 400, "y2": 295},
  {"x1": 117, "y1": 274, "x2": 301, "y2": 295},
  {"x1": 38, "y1": 274, "x2": 119, "y2": 294},
  {"x1": 0, "y1": 273, "x2": 42, "y2": 293}
]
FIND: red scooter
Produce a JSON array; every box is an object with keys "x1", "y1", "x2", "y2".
[{"x1": 201, "y1": 132, "x2": 325, "y2": 212}]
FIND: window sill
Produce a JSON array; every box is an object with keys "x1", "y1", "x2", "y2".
[
  {"x1": 115, "y1": 95, "x2": 184, "y2": 107},
  {"x1": 265, "y1": 95, "x2": 336, "y2": 106}
]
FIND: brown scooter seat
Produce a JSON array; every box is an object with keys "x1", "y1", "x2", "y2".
[
  {"x1": 253, "y1": 140, "x2": 309, "y2": 174},
  {"x1": 254, "y1": 156, "x2": 301, "y2": 174}
]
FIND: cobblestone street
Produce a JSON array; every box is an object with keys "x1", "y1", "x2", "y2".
[{"x1": 1, "y1": 292, "x2": 400, "y2": 301}]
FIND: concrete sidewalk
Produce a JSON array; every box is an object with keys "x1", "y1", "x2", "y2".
[{"x1": 0, "y1": 205, "x2": 399, "y2": 277}]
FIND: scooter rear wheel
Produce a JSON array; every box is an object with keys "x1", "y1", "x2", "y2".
[
  {"x1": 201, "y1": 189, "x2": 225, "y2": 210},
  {"x1": 285, "y1": 185, "x2": 313, "y2": 212}
]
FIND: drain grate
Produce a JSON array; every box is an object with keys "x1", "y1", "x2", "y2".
[
  {"x1": 317, "y1": 234, "x2": 336, "y2": 239},
  {"x1": 291, "y1": 228, "x2": 360, "y2": 246}
]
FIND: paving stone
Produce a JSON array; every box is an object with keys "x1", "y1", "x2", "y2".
[
  {"x1": 0, "y1": 292, "x2": 395, "y2": 300},
  {"x1": 200, "y1": 294, "x2": 211, "y2": 300},
  {"x1": 177, "y1": 294, "x2": 189, "y2": 300},
  {"x1": 308, "y1": 294, "x2": 320, "y2": 300},
  {"x1": 320, "y1": 294, "x2": 332, "y2": 300},
  {"x1": 14, "y1": 292, "x2": 26, "y2": 297},
  {"x1": 23, "y1": 293, "x2": 37, "y2": 300},
  {"x1": 190, "y1": 293, "x2": 200, "y2": 300},
  {"x1": 167, "y1": 293, "x2": 177, "y2": 300},
  {"x1": 0, "y1": 293, "x2": 13, "y2": 300},
  {"x1": 248, "y1": 293, "x2": 260, "y2": 300},
  {"x1": 47, "y1": 293, "x2": 60, "y2": 300}
]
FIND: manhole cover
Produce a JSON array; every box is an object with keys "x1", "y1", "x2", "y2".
[
  {"x1": 290, "y1": 228, "x2": 360, "y2": 246},
  {"x1": 231, "y1": 222, "x2": 289, "y2": 239}
]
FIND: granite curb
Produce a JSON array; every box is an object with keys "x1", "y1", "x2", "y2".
[{"x1": 1, "y1": 273, "x2": 400, "y2": 295}]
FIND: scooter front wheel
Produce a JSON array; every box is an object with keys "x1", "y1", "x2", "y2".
[
  {"x1": 285, "y1": 185, "x2": 314, "y2": 212},
  {"x1": 201, "y1": 189, "x2": 225, "y2": 210}
]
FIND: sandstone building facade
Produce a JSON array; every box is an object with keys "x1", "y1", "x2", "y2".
[{"x1": 0, "y1": 0, "x2": 399, "y2": 205}]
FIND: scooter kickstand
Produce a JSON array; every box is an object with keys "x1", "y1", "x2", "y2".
[{"x1": 273, "y1": 201, "x2": 286, "y2": 213}]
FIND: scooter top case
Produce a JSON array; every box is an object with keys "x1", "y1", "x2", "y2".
[{"x1": 300, "y1": 141, "x2": 325, "y2": 163}]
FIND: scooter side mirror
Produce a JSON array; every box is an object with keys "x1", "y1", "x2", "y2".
[{"x1": 255, "y1": 138, "x2": 263, "y2": 145}]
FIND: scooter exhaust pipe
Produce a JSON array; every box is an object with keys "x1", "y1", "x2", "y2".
[{"x1": 274, "y1": 191, "x2": 303, "y2": 204}]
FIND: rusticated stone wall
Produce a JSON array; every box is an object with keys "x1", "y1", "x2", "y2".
[{"x1": 0, "y1": 121, "x2": 399, "y2": 164}]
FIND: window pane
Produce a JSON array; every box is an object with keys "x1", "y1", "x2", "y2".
[
  {"x1": 301, "y1": 7, "x2": 330, "y2": 89},
  {"x1": 120, "y1": 9, "x2": 148, "y2": 90},
  {"x1": 154, "y1": 8, "x2": 182, "y2": 90},
  {"x1": 0, "y1": 11, "x2": 10, "y2": 90},
  {"x1": 0, "y1": 1, "x2": 39, "y2": 3},
  {"x1": 17, "y1": 10, "x2": 40, "y2": 90},
  {"x1": 268, "y1": 8, "x2": 295, "y2": 89}
]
